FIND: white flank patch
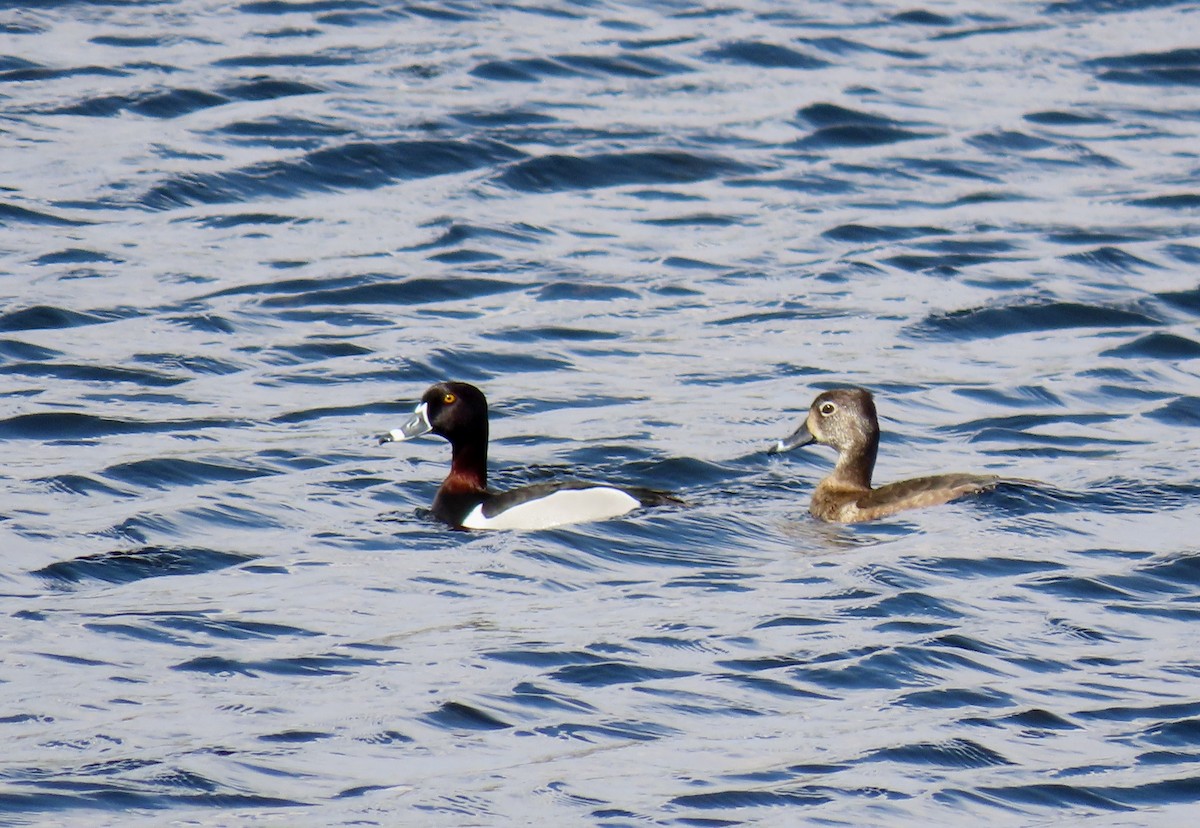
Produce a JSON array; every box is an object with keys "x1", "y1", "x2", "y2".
[{"x1": 460, "y1": 487, "x2": 641, "y2": 531}]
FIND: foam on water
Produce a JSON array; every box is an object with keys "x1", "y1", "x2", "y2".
[{"x1": 2, "y1": 0, "x2": 1200, "y2": 825}]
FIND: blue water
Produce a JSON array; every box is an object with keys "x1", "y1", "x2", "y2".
[{"x1": 2, "y1": 0, "x2": 1199, "y2": 824}]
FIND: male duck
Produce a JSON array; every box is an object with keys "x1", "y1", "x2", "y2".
[
  {"x1": 381, "y1": 381, "x2": 680, "y2": 530},
  {"x1": 768, "y1": 387, "x2": 999, "y2": 523}
]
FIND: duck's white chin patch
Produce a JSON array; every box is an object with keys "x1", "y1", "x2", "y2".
[{"x1": 461, "y1": 487, "x2": 641, "y2": 531}]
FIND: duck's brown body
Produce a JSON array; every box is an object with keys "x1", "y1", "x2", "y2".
[
  {"x1": 770, "y1": 388, "x2": 998, "y2": 523},
  {"x1": 808, "y1": 471, "x2": 998, "y2": 523}
]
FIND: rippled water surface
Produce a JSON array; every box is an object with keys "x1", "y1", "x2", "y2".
[{"x1": 3, "y1": 0, "x2": 1200, "y2": 824}]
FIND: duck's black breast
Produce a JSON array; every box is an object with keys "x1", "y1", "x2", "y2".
[{"x1": 431, "y1": 488, "x2": 489, "y2": 529}]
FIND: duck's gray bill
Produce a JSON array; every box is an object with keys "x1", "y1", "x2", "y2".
[
  {"x1": 767, "y1": 421, "x2": 815, "y2": 455},
  {"x1": 379, "y1": 401, "x2": 432, "y2": 444}
]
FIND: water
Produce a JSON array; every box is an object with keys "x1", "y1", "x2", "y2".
[{"x1": 2, "y1": 0, "x2": 1199, "y2": 824}]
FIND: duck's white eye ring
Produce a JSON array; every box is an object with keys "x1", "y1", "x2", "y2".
[{"x1": 819, "y1": 402, "x2": 836, "y2": 416}]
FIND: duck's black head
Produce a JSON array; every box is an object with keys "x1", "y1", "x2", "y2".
[{"x1": 380, "y1": 381, "x2": 489, "y2": 447}]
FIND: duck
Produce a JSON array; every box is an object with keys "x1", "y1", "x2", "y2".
[
  {"x1": 380, "y1": 381, "x2": 680, "y2": 530},
  {"x1": 768, "y1": 387, "x2": 1000, "y2": 523}
]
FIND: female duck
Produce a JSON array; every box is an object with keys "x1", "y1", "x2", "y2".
[
  {"x1": 768, "y1": 387, "x2": 999, "y2": 523},
  {"x1": 381, "y1": 381, "x2": 679, "y2": 530}
]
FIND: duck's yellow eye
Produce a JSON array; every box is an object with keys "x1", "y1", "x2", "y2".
[
  {"x1": 442, "y1": 392, "x2": 457, "y2": 405},
  {"x1": 819, "y1": 402, "x2": 836, "y2": 416}
]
